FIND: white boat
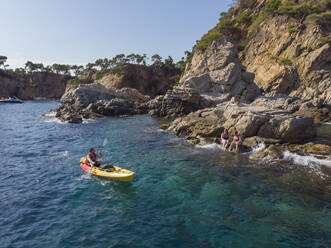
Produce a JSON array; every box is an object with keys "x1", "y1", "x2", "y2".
[{"x1": 0, "y1": 97, "x2": 23, "y2": 104}]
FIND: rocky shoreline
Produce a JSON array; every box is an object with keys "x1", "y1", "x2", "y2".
[{"x1": 53, "y1": 37, "x2": 331, "y2": 161}]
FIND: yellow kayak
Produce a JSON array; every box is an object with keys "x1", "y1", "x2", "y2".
[{"x1": 80, "y1": 162, "x2": 135, "y2": 182}]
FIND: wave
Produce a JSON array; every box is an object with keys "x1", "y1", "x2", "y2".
[
  {"x1": 43, "y1": 111, "x2": 56, "y2": 117},
  {"x1": 78, "y1": 172, "x2": 92, "y2": 181},
  {"x1": 44, "y1": 117, "x2": 66, "y2": 124},
  {"x1": 251, "y1": 142, "x2": 266, "y2": 153},
  {"x1": 82, "y1": 118, "x2": 97, "y2": 124},
  {"x1": 283, "y1": 151, "x2": 331, "y2": 167},
  {"x1": 195, "y1": 143, "x2": 222, "y2": 150},
  {"x1": 50, "y1": 151, "x2": 70, "y2": 160}
]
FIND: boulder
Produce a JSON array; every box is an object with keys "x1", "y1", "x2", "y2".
[
  {"x1": 250, "y1": 145, "x2": 283, "y2": 160},
  {"x1": 148, "y1": 87, "x2": 203, "y2": 118},
  {"x1": 165, "y1": 100, "x2": 315, "y2": 146},
  {"x1": 251, "y1": 95, "x2": 330, "y2": 123},
  {"x1": 56, "y1": 83, "x2": 150, "y2": 122},
  {"x1": 149, "y1": 37, "x2": 261, "y2": 118},
  {"x1": 286, "y1": 142, "x2": 331, "y2": 156}
]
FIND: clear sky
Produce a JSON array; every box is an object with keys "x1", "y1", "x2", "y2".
[{"x1": 1, "y1": 0, "x2": 233, "y2": 68}]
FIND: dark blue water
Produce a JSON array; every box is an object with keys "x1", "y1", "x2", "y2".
[{"x1": 1, "y1": 102, "x2": 330, "y2": 248}]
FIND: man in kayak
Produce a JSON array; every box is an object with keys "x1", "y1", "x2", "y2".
[
  {"x1": 229, "y1": 131, "x2": 242, "y2": 152},
  {"x1": 86, "y1": 148, "x2": 118, "y2": 171},
  {"x1": 86, "y1": 148, "x2": 103, "y2": 167},
  {"x1": 220, "y1": 129, "x2": 230, "y2": 150}
]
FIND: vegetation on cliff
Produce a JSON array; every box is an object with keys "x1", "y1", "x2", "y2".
[
  {"x1": 193, "y1": 0, "x2": 331, "y2": 52},
  {"x1": 0, "y1": 51, "x2": 192, "y2": 88}
]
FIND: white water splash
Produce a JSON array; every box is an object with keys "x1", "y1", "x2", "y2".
[
  {"x1": 43, "y1": 111, "x2": 56, "y2": 117},
  {"x1": 78, "y1": 173, "x2": 92, "y2": 181},
  {"x1": 82, "y1": 118, "x2": 97, "y2": 124},
  {"x1": 252, "y1": 142, "x2": 266, "y2": 153},
  {"x1": 51, "y1": 151, "x2": 70, "y2": 159},
  {"x1": 248, "y1": 142, "x2": 266, "y2": 158},
  {"x1": 43, "y1": 114, "x2": 66, "y2": 124},
  {"x1": 283, "y1": 151, "x2": 331, "y2": 167},
  {"x1": 195, "y1": 143, "x2": 222, "y2": 150}
]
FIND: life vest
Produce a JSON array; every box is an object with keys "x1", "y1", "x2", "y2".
[
  {"x1": 88, "y1": 152, "x2": 97, "y2": 162},
  {"x1": 221, "y1": 132, "x2": 229, "y2": 140},
  {"x1": 234, "y1": 135, "x2": 241, "y2": 143}
]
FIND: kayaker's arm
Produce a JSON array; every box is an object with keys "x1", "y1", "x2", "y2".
[{"x1": 86, "y1": 154, "x2": 95, "y2": 166}]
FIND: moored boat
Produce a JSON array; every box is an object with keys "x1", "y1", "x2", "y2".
[{"x1": 0, "y1": 97, "x2": 23, "y2": 104}]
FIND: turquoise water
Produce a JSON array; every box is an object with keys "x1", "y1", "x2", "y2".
[{"x1": 1, "y1": 102, "x2": 330, "y2": 248}]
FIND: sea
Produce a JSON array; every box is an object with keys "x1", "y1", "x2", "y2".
[{"x1": 1, "y1": 101, "x2": 330, "y2": 248}]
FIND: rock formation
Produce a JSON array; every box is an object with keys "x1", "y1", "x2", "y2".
[
  {"x1": 51, "y1": 0, "x2": 330, "y2": 160},
  {"x1": 0, "y1": 71, "x2": 70, "y2": 100},
  {"x1": 149, "y1": 37, "x2": 261, "y2": 118},
  {"x1": 240, "y1": 4, "x2": 331, "y2": 105},
  {"x1": 167, "y1": 101, "x2": 314, "y2": 145},
  {"x1": 96, "y1": 64, "x2": 179, "y2": 97},
  {"x1": 55, "y1": 83, "x2": 150, "y2": 123}
]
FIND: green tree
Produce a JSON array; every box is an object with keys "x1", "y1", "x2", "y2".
[
  {"x1": 85, "y1": 62, "x2": 96, "y2": 72},
  {"x1": 25, "y1": 61, "x2": 37, "y2": 73},
  {"x1": 71, "y1": 65, "x2": 84, "y2": 76},
  {"x1": 127, "y1": 53, "x2": 137, "y2": 64},
  {"x1": 113, "y1": 54, "x2": 126, "y2": 65},
  {"x1": 151, "y1": 54, "x2": 163, "y2": 66},
  {"x1": 0, "y1": 56, "x2": 7, "y2": 69},
  {"x1": 164, "y1": 56, "x2": 175, "y2": 70},
  {"x1": 35, "y1": 63, "x2": 45, "y2": 72}
]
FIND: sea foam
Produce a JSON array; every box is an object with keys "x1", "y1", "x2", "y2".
[
  {"x1": 195, "y1": 143, "x2": 222, "y2": 150},
  {"x1": 283, "y1": 151, "x2": 331, "y2": 167}
]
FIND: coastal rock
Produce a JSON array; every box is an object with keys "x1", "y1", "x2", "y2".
[
  {"x1": 242, "y1": 136, "x2": 281, "y2": 147},
  {"x1": 97, "y1": 64, "x2": 180, "y2": 97},
  {"x1": 242, "y1": 14, "x2": 331, "y2": 105},
  {"x1": 180, "y1": 37, "x2": 260, "y2": 103},
  {"x1": 251, "y1": 95, "x2": 330, "y2": 123},
  {"x1": 168, "y1": 108, "x2": 225, "y2": 144},
  {"x1": 56, "y1": 83, "x2": 150, "y2": 122},
  {"x1": 0, "y1": 71, "x2": 70, "y2": 100},
  {"x1": 250, "y1": 145, "x2": 283, "y2": 160},
  {"x1": 149, "y1": 37, "x2": 261, "y2": 118},
  {"x1": 148, "y1": 87, "x2": 203, "y2": 118},
  {"x1": 68, "y1": 116, "x2": 83, "y2": 124},
  {"x1": 285, "y1": 142, "x2": 331, "y2": 156},
  {"x1": 166, "y1": 100, "x2": 315, "y2": 145}
]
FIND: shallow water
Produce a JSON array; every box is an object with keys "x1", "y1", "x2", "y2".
[{"x1": 1, "y1": 102, "x2": 330, "y2": 248}]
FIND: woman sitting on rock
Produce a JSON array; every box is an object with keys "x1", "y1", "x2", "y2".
[
  {"x1": 229, "y1": 131, "x2": 242, "y2": 152},
  {"x1": 220, "y1": 129, "x2": 230, "y2": 150}
]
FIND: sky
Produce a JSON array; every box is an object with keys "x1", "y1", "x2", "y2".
[{"x1": 1, "y1": 0, "x2": 233, "y2": 68}]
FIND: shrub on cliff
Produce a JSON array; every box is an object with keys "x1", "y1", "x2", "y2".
[
  {"x1": 265, "y1": 0, "x2": 281, "y2": 14},
  {"x1": 194, "y1": 30, "x2": 224, "y2": 51},
  {"x1": 67, "y1": 77, "x2": 93, "y2": 85},
  {"x1": 278, "y1": 0, "x2": 319, "y2": 18}
]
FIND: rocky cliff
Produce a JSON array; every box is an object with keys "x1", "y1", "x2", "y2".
[
  {"x1": 148, "y1": 37, "x2": 261, "y2": 118},
  {"x1": 241, "y1": 10, "x2": 331, "y2": 105},
  {"x1": 0, "y1": 71, "x2": 70, "y2": 100},
  {"x1": 96, "y1": 64, "x2": 179, "y2": 97},
  {"x1": 147, "y1": 0, "x2": 331, "y2": 158},
  {"x1": 53, "y1": 0, "x2": 330, "y2": 159}
]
